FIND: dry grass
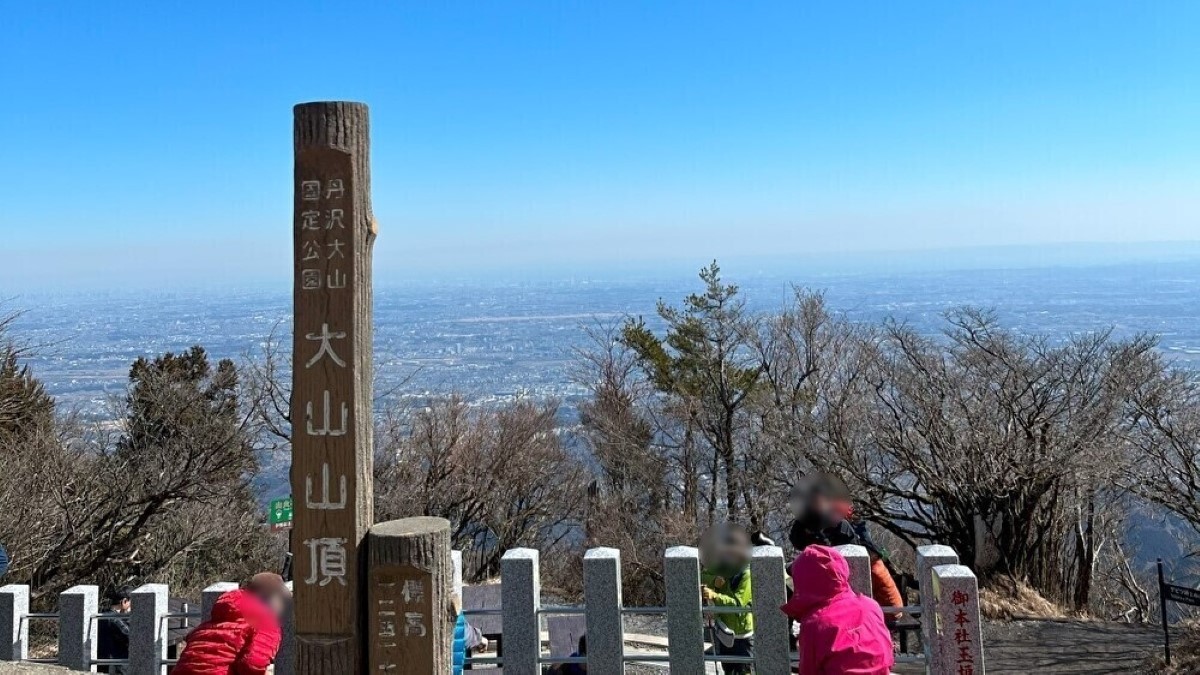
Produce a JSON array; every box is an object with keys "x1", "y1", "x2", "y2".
[
  {"x1": 1150, "y1": 619, "x2": 1200, "y2": 674},
  {"x1": 980, "y1": 576, "x2": 1067, "y2": 620}
]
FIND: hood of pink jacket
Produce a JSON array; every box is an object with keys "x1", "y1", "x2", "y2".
[{"x1": 781, "y1": 545, "x2": 852, "y2": 620}]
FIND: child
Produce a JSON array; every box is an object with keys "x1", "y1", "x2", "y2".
[
  {"x1": 788, "y1": 474, "x2": 904, "y2": 616},
  {"x1": 699, "y1": 524, "x2": 754, "y2": 674},
  {"x1": 781, "y1": 545, "x2": 895, "y2": 675},
  {"x1": 173, "y1": 572, "x2": 289, "y2": 675}
]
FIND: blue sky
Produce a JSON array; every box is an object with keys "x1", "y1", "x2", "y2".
[{"x1": 2, "y1": 2, "x2": 1199, "y2": 289}]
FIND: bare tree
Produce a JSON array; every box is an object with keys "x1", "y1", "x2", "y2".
[
  {"x1": 1124, "y1": 354, "x2": 1200, "y2": 542},
  {"x1": 803, "y1": 309, "x2": 1159, "y2": 605},
  {"x1": 572, "y1": 321, "x2": 698, "y2": 602},
  {"x1": 0, "y1": 339, "x2": 277, "y2": 599},
  {"x1": 374, "y1": 396, "x2": 587, "y2": 581}
]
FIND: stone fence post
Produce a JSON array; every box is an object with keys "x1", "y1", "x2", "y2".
[
  {"x1": 0, "y1": 584, "x2": 29, "y2": 662},
  {"x1": 583, "y1": 548, "x2": 623, "y2": 674},
  {"x1": 501, "y1": 548, "x2": 542, "y2": 675},
  {"x1": 59, "y1": 585, "x2": 98, "y2": 671},
  {"x1": 835, "y1": 544, "x2": 872, "y2": 597},
  {"x1": 201, "y1": 582, "x2": 238, "y2": 622},
  {"x1": 129, "y1": 583, "x2": 168, "y2": 675},
  {"x1": 664, "y1": 546, "x2": 705, "y2": 673},
  {"x1": 751, "y1": 545, "x2": 791, "y2": 675},
  {"x1": 917, "y1": 545, "x2": 959, "y2": 673}
]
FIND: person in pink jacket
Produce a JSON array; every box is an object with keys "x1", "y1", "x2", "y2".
[{"x1": 781, "y1": 545, "x2": 895, "y2": 675}]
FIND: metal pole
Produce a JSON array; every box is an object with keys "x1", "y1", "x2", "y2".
[{"x1": 1159, "y1": 558, "x2": 1171, "y2": 665}]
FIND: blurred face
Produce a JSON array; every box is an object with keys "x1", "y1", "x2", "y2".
[
  {"x1": 261, "y1": 592, "x2": 287, "y2": 617},
  {"x1": 812, "y1": 494, "x2": 835, "y2": 518},
  {"x1": 789, "y1": 489, "x2": 807, "y2": 519}
]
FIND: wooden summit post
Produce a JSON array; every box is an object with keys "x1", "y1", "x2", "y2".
[{"x1": 291, "y1": 101, "x2": 376, "y2": 673}]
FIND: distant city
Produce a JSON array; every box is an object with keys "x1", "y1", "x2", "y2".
[
  {"x1": 10, "y1": 258, "x2": 1200, "y2": 565},
  {"x1": 13, "y1": 259, "x2": 1200, "y2": 419}
]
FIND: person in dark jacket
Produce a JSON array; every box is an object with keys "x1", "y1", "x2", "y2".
[
  {"x1": 788, "y1": 474, "x2": 904, "y2": 616},
  {"x1": 97, "y1": 587, "x2": 132, "y2": 674},
  {"x1": 173, "y1": 572, "x2": 289, "y2": 675}
]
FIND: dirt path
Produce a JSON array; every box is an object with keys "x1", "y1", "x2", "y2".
[{"x1": 982, "y1": 620, "x2": 1164, "y2": 674}]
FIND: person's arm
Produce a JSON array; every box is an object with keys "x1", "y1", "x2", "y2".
[
  {"x1": 871, "y1": 558, "x2": 905, "y2": 619},
  {"x1": 113, "y1": 616, "x2": 132, "y2": 650},
  {"x1": 232, "y1": 615, "x2": 282, "y2": 675},
  {"x1": 703, "y1": 572, "x2": 752, "y2": 608},
  {"x1": 798, "y1": 620, "x2": 829, "y2": 675}
]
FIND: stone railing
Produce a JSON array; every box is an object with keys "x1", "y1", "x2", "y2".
[
  {"x1": 462, "y1": 544, "x2": 983, "y2": 674},
  {"x1": 0, "y1": 544, "x2": 983, "y2": 674}
]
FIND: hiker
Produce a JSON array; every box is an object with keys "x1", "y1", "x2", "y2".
[
  {"x1": 782, "y1": 545, "x2": 895, "y2": 675},
  {"x1": 548, "y1": 635, "x2": 587, "y2": 674},
  {"x1": 750, "y1": 531, "x2": 776, "y2": 547},
  {"x1": 97, "y1": 587, "x2": 132, "y2": 674},
  {"x1": 173, "y1": 572, "x2": 289, "y2": 675},
  {"x1": 787, "y1": 474, "x2": 904, "y2": 615},
  {"x1": 699, "y1": 523, "x2": 754, "y2": 674}
]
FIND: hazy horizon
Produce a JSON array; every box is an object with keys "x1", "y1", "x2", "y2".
[{"x1": 5, "y1": 239, "x2": 1200, "y2": 295}]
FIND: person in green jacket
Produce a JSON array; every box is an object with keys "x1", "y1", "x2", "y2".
[{"x1": 700, "y1": 524, "x2": 754, "y2": 674}]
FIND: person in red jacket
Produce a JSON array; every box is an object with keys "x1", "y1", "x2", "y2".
[
  {"x1": 174, "y1": 572, "x2": 289, "y2": 675},
  {"x1": 781, "y1": 545, "x2": 894, "y2": 675}
]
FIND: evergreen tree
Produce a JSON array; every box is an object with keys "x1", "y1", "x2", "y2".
[{"x1": 621, "y1": 261, "x2": 763, "y2": 524}]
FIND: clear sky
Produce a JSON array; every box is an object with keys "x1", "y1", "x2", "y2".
[{"x1": 3, "y1": 2, "x2": 1199, "y2": 289}]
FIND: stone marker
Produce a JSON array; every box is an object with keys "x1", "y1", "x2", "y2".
[
  {"x1": 291, "y1": 101, "x2": 376, "y2": 674},
  {"x1": 366, "y1": 517, "x2": 453, "y2": 674},
  {"x1": 932, "y1": 564, "x2": 985, "y2": 675}
]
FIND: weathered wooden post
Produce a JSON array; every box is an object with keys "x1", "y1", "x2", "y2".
[
  {"x1": 292, "y1": 101, "x2": 376, "y2": 673},
  {"x1": 366, "y1": 517, "x2": 454, "y2": 673}
]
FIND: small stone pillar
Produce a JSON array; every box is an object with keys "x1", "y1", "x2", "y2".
[
  {"x1": 59, "y1": 585, "x2": 99, "y2": 670},
  {"x1": 0, "y1": 584, "x2": 29, "y2": 661},
  {"x1": 501, "y1": 548, "x2": 541, "y2": 675},
  {"x1": 583, "y1": 548, "x2": 623, "y2": 674},
  {"x1": 664, "y1": 546, "x2": 705, "y2": 673},
  {"x1": 201, "y1": 582, "x2": 238, "y2": 621},
  {"x1": 932, "y1": 564, "x2": 985, "y2": 675},
  {"x1": 451, "y1": 550, "x2": 464, "y2": 600},
  {"x1": 917, "y1": 545, "x2": 959, "y2": 672},
  {"x1": 129, "y1": 583, "x2": 168, "y2": 675},
  {"x1": 835, "y1": 544, "x2": 872, "y2": 596},
  {"x1": 750, "y1": 545, "x2": 790, "y2": 675}
]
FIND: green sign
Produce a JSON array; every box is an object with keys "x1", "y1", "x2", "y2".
[{"x1": 269, "y1": 496, "x2": 293, "y2": 531}]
